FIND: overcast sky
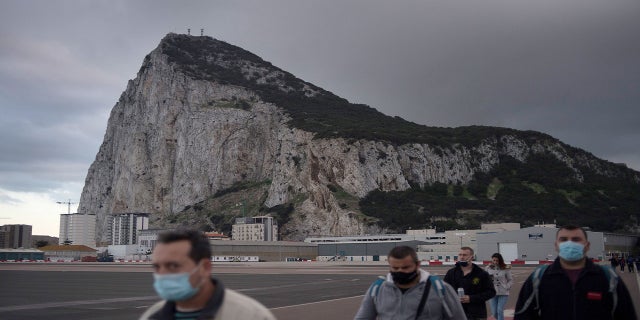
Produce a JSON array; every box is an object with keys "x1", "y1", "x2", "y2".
[{"x1": 1, "y1": 0, "x2": 639, "y2": 237}]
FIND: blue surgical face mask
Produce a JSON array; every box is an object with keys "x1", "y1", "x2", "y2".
[
  {"x1": 153, "y1": 264, "x2": 202, "y2": 301},
  {"x1": 558, "y1": 241, "x2": 585, "y2": 261}
]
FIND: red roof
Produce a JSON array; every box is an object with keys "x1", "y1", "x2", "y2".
[{"x1": 39, "y1": 245, "x2": 97, "y2": 252}]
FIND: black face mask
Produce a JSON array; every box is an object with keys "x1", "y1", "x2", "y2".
[
  {"x1": 456, "y1": 261, "x2": 469, "y2": 267},
  {"x1": 390, "y1": 269, "x2": 418, "y2": 284}
]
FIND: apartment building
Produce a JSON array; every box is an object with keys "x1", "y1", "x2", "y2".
[
  {"x1": 59, "y1": 213, "x2": 96, "y2": 248},
  {"x1": 110, "y1": 213, "x2": 149, "y2": 245},
  {"x1": 232, "y1": 216, "x2": 278, "y2": 241},
  {"x1": 0, "y1": 224, "x2": 33, "y2": 249}
]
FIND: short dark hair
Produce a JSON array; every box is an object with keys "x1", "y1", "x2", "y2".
[
  {"x1": 157, "y1": 229, "x2": 211, "y2": 263},
  {"x1": 460, "y1": 246, "x2": 474, "y2": 257},
  {"x1": 556, "y1": 225, "x2": 588, "y2": 241},
  {"x1": 388, "y1": 246, "x2": 419, "y2": 263}
]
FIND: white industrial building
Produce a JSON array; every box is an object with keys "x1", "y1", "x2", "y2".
[
  {"x1": 106, "y1": 244, "x2": 150, "y2": 261},
  {"x1": 136, "y1": 229, "x2": 231, "y2": 257},
  {"x1": 307, "y1": 229, "x2": 449, "y2": 262},
  {"x1": 59, "y1": 213, "x2": 96, "y2": 248},
  {"x1": 307, "y1": 223, "x2": 521, "y2": 262},
  {"x1": 137, "y1": 229, "x2": 166, "y2": 253},
  {"x1": 476, "y1": 226, "x2": 605, "y2": 262},
  {"x1": 105, "y1": 226, "x2": 160, "y2": 261}
]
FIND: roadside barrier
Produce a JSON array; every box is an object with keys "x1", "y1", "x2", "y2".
[{"x1": 422, "y1": 260, "x2": 558, "y2": 266}]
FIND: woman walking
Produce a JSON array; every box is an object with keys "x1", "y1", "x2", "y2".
[{"x1": 485, "y1": 253, "x2": 512, "y2": 320}]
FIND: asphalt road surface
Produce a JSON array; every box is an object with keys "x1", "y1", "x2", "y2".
[{"x1": 0, "y1": 262, "x2": 638, "y2": 320}]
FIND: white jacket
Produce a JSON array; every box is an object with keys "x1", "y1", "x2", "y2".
[
  {"x1": 484, "y1": 264, "x2": 513, "y2": 296},
  {"x1": 139, "y1": 278, "x2": 275, "y2": 320}
]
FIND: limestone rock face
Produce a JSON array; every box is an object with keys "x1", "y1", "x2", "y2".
[
  {"x1": 79, "y1": 34, "x2": 638, "y2": 242},
  {"x1": 80, "y1": 48, "x2": 284, "y2": 241}
]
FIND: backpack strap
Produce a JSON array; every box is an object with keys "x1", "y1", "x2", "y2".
[
  {"x1": 515, "y1": 264, "x2": 549, "y2": 315},
  {"x1": 369, "y1": 276, "x2": 386, "y2": 298},
  {"x1": 369, "y1": 274, "x2": 452, "y2": 319},
  {"x1": 429, "y1": 275, "x2": 446, "y2": 298},
  {"x1": 367, "y1": 276, "x2": 386, "y2": 314},
  {"x1": 598, "y1": 265, "x2": 619, "y2": 317},
  {"x1": 415, "y1": 277, "x2": 432, "y2": 320},
  {"x1": 416, "y1": 275, "x2": 450, "y2": 319},
  {"x1": 428, "y1": 275, "x2": 453, "y2": 317}
]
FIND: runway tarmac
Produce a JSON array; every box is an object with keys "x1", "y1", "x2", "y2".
[{"x1": 0, "y1": 262, "x2": 638, "y2": 320}]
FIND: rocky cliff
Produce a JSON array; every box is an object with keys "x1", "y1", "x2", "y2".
[{"x1": 79, "y1": 34, "x2": 639, "y2": 242}]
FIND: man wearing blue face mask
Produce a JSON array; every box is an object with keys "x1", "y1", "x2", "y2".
[
  {"x1": 514, "y1": 225, "x2": 637, "y2": 320},
  {"x1": 443, "y1": 247, "x2": 495, "y2": 320},
  {"x1": 139, "y1": 229, "x2": 276, "y2": 320}
]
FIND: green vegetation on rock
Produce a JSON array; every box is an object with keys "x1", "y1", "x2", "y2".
[{"x1": 359, "y1": 154, "x2": 640, "y2": 233}]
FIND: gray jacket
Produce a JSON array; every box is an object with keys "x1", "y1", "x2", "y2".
[
  {"x1": 484, "y1": 265, "x2": 513, "y2": 296},
  {"x1": 354, "y1": 269, "x2": 466, "y2": 320}
]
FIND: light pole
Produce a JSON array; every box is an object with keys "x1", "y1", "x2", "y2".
[
  {"x1": 236, "y1": 199, "x2": 247, "y2": 217},
  {"x1": 455, "y1": 232, "x2": 467, "y2": 248}
]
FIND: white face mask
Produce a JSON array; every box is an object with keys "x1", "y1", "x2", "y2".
[{"x1": 153, "y1": 263, "x2": 202, "y2": 301}]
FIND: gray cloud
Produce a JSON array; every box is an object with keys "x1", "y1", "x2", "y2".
[
  {"x1": 0, "y1": 0, "x2": 638, "y2": 198},
  {"x1": 0, "y1": 191, "x2": 22, "y2": 205}
]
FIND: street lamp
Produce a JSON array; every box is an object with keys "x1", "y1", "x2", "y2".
[
  {"x1": 455, "y1": 232, "x2": 467, "y2": 248},
  {"x1": 236, "y1": 199, "x2": 247, "y2": 217}
]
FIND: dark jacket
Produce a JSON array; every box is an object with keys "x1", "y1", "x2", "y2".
[
  {"x1": 443, "y1": 263, "x2": 496, "y2": 318},
  {"x1": 514, "y1": 258, "x2": 637, "y2": 320}
]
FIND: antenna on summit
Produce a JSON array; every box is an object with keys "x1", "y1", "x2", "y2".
[
  {"x1": 187, "y1": 28, "x2": 191, "y2": 35},
  {"x1": 201, "y1": 28, "x2": 204, "y2": 36}
]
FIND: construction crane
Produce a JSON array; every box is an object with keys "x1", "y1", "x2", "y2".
[{"x1": 56, "y1": 199, "x2": 77, "y2": 214}]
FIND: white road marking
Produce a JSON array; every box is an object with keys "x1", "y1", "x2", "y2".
[
  {"x1": 0, "y1": 296, "x2": 158, "y2": 312},
  {"x1": 270, "y1": 295, "x2": 364, "y2": 310}
]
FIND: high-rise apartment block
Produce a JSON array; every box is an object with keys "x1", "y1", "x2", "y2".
[
  {"x1": 0, "y1": 224, "x2": 33, "y2": 248},
  {"x1": 232, "y1": 216, "x2": 278, "y2": 241},
  {"x1": 110, "y1": 213, "x2": 149, "y2": 245},
  {"x1": 59, "y1": 213, "x2": 96, "y2": 248},
  {"x1": 0, "y1": 229, "x2": 7, "y2": 248}
]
